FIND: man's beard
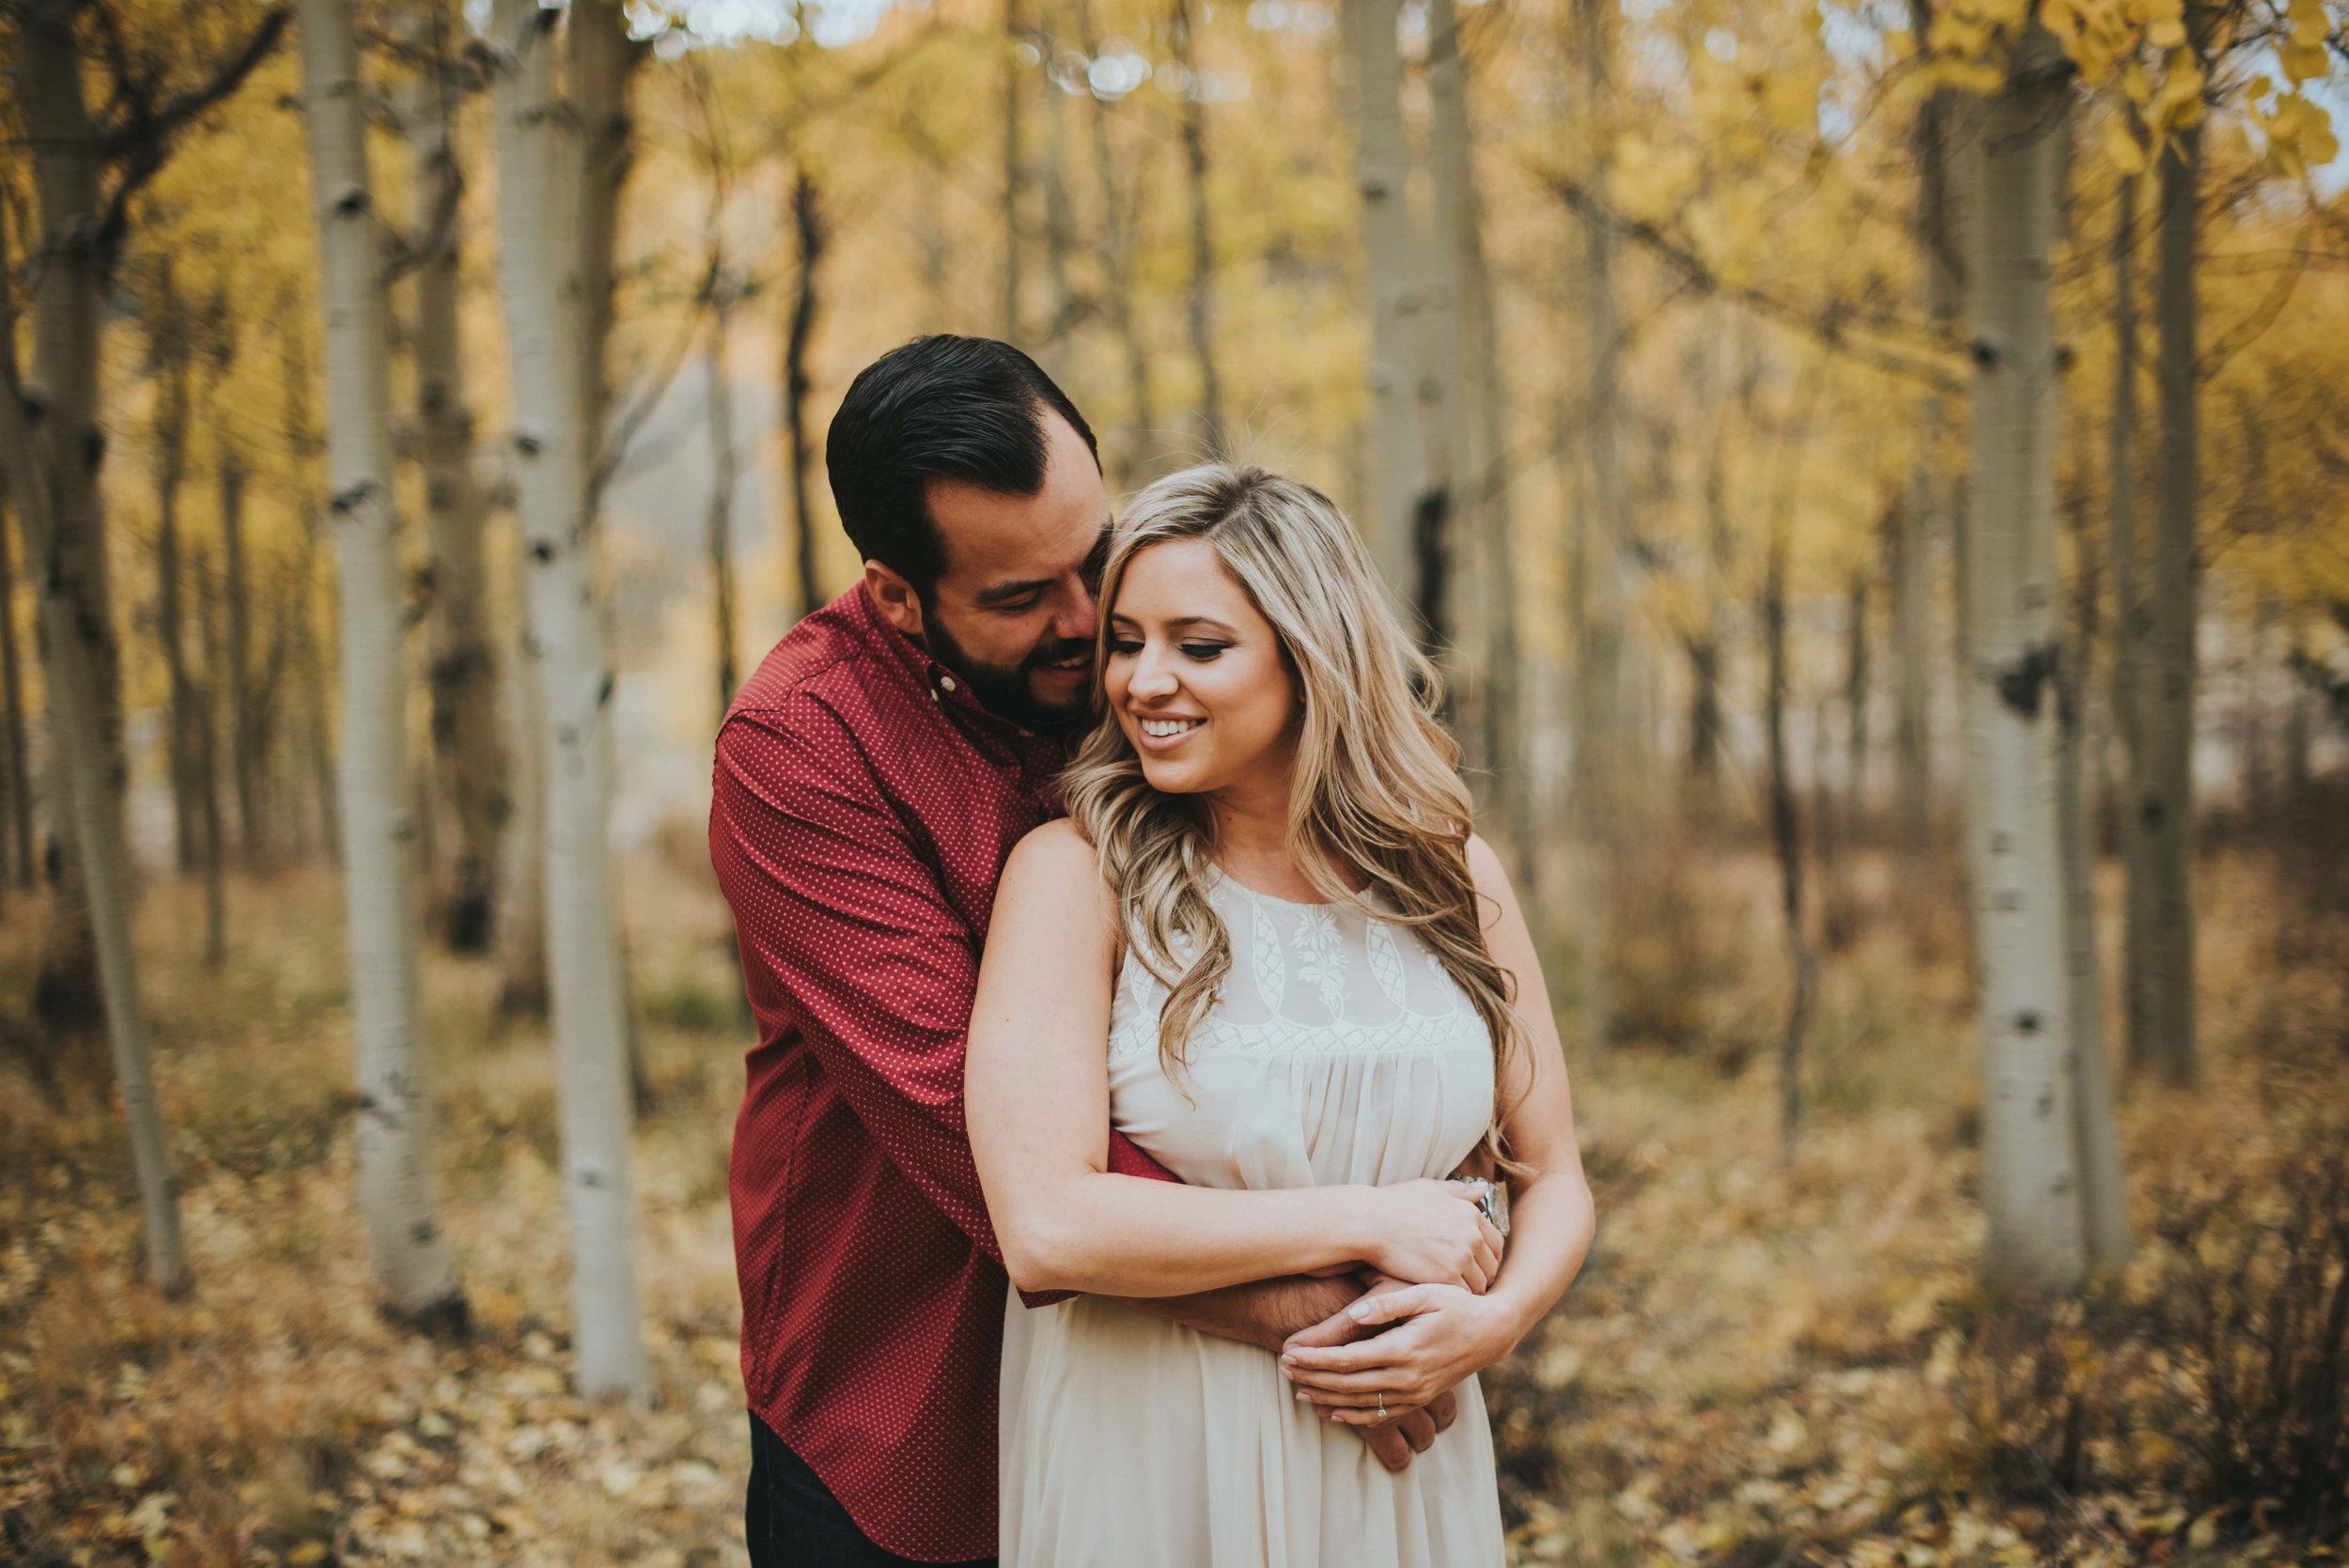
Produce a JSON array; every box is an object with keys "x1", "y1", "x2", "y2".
[{"x1": 921, "y1": 613, "x2": 1095, "y2": 736}]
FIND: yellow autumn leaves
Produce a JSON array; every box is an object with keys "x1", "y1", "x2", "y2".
[{"x1": 1906, "y1": 0, "x2": 2341, "y2": 179}]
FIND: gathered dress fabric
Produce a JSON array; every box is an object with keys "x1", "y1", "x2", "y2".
[{"x1": 998, "y1": 874, "x2": 1505, "y2": 1567}]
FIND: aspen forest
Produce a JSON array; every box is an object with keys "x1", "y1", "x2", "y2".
[{"x1": 4, "y1": 0, "x2": 2349, "y2": 1560}]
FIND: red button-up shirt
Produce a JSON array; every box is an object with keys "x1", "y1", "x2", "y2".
[{"x1": 710, "y1": 584, "x2": 1169, "y2": 1563}]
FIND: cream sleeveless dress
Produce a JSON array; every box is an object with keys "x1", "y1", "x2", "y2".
[{"x1": 998, "y1": 873, "x2": 1505, "y2": 1567}]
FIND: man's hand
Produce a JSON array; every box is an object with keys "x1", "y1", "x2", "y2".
[
  {"x1": 1347, "y1": 1389, "x2": 1459, "y2": 1472},
  {"x1": 1113, "y1": 1273, "x2": 1361, "y2": 1354}
]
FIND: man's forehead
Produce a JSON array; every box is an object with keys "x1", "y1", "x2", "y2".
[{"x1": 929, "y1": 482, "x2": 1107, "y2": 584}]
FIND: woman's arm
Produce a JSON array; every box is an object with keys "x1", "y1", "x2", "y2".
[
  {"x1": 1280, "y1": 833, "x2": 1597, "y2": 1420},
  {"x1": 965, "y1": 821, "x2": 1502, "y2": 1299}
]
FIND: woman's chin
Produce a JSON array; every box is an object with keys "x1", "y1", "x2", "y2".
[{"x1": 1137, "y1": 756, "x2": 1212, "y2": 795}]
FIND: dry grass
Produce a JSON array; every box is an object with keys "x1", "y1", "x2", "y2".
[{"x1": 2, "y1": 822, "x2": 2344, "y2": 1566}]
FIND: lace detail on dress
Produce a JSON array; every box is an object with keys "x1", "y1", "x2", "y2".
[{"x1": 1107, "y1": 875, "x2": 1486, "y2": 1062}]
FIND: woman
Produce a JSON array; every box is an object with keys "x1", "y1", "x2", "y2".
[{"x1": 966, "y1": 465, "x2": 1595, "y2": 1566}]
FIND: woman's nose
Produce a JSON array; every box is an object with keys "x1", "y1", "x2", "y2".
[{"x1": 1129, "y1": 644, "x2": 1179, "y2": 699}]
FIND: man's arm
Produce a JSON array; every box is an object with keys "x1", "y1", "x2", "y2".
[
  {"x1": 711, "y1": 703, "x2": 1177, "y2": 1286},
  {"x1": 1114, "y1": 1275, "x2": 1461, "y2": 1472}
]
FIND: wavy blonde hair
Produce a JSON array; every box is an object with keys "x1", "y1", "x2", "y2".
[{"x1": 1060, "y1": 464, "x2": 1524, "y2": 1169}]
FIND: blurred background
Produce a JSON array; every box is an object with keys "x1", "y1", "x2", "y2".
[{"x1": 3, "y1": 0, "x2": 2347, "y2": 1561}]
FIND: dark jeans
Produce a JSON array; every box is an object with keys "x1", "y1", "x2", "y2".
[{"x1": 746, "y1": 1413, "x2": 997, "y2": 1568}]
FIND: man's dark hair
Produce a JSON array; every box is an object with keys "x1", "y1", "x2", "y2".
[{"x1": 825, "y1": 334, "x2": 1099, "y2": 595}]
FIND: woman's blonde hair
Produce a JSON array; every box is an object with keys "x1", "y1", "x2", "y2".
[{"x1": 1060, "y1": 463, "x2": 1524, "y2": 1169}]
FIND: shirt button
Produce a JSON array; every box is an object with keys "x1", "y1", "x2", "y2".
[{"x1": 940, "y1": 675, "x2": 958, "y2": 693}]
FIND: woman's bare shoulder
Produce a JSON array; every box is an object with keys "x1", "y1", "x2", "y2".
[{"x1": 1000, "y1": 819, "x2": 1117, "y2": 922}]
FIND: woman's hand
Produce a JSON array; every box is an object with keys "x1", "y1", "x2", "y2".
[
  {"x1": 1359, "y1": 1180, "x2": 1505, "y2": 1294},
  {"x1": 1278, "y1": 1282, "x2": 1524, "y2": 1423}
]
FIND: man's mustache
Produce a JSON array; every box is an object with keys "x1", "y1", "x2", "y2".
[{"x1": 1022, "y1": 638, "x2": 1096, "y2": 672}]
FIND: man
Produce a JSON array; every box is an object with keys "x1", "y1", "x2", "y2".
[{"x1": 710, "y1": 336, "x2": 1455, "y2": 1567}]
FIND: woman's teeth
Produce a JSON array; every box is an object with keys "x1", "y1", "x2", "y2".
[{"x1": 1140, "y1": 718, "x2": 1202, "y2": 738}]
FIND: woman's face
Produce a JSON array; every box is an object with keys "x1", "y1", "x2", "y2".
[{"x1": 1102, "y1": 537, "x2": 1299, "y2": 800}]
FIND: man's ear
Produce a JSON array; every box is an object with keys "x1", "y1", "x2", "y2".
[{"x1": 862, "y1": 560, "x2": 927, "y2": 642}]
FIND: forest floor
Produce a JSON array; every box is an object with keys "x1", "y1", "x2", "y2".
[{"x1": 2, "y1": 821, "x2": 2344, "y2": 1567}]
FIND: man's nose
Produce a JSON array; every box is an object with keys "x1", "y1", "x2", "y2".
[{"x1": 1052, "y1": 582, "x2": 1098, "y2": 644}]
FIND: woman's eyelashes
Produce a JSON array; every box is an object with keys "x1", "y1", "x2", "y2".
[{"x1": 1105, "y1": 635, "x2": 1231, "y2": 661}]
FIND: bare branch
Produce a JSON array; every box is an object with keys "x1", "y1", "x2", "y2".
[{"x1": 1543, "y1": 172, "x2": 1968, "y2": 396}]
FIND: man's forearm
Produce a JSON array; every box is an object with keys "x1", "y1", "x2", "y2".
[{"x1": 1111, "y1": 1273, "x2": 1363, "y2": 1353}]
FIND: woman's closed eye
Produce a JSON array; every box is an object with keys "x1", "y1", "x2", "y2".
[{"x1": 1179, "y1": 642, "x2": 1229, "y2": 661}]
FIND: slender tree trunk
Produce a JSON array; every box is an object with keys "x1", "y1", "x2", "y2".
[
  {"x1": 407, "y1": 33, "x2": 506, "y2": 954},
  {"x1": 1766, "y1": 482, "x2": 1812, "y2": 1166},
  {"x1": 1569, "y1": 0, "x2": 1629, "y2": 1053},
  {"x1": 570, "y1": 0, "x2": 643, "y2": 470},
  {"x1": 1845, "y1": 563, "x2": 1871, "y2": 843},
  {"x1": 1428, "y1": 0, "x2": 1529, "y2": 889},
  {"x1": 148, "y1": 269, "x2": 203, "y2": 878},
  {"x1": 708, "y1": 284, "x2": 740, "y2": 722},
  {"x1": 13, "y1": 16, "x2": 119, "y2": 1043},
  {"x1": 1172, "y1": 0, "x2": 1226, "y2": 458},
  {"x1": 1002, "y1": 0, "x2": 1026, "y2": 342},
  {"x1": 0, "y1": 282, "x2": 189, "y2": 1296},
  {"x1": 0, "y1": 480, "x2": 31, "y2": 891},
  {"x1": 1897, "y1": 10, "x2": 1959, "y2": 859},
  {"x1": 1035, "y1": 22, "x2": 1080, "y2": 376},
  {"x1": 1079, "y1": 0, "x2": 1156, "y2": 487},
  {"x1": 298, "y1": 0, "x2": 465, "y2": 1326},
  {"x1": 297, "y1": 582, "x2": 342, "y2": 865},
  {"x1": 497, "y1": 566, "x2": 550, "y2": 1015},
  {"x1": 1349, "y1": 0, "x2": 1420, "y2": 596},
  {"x1": 783, "y1": 170, "x2": 826, "y2": 621},
  {"x1": 194, "y1": 544, "x2": 228, "y2": 970},
  {"x1": 1963, "y1": 33, "x2": 2111, "y2": 1294},
  {"x1": 491, "y1": 0, "x2": 649, "y2": 1399},
  {"x1": 2061, "y1": 412, "x2": 2132, "y2": 1272},
  {"x1": 2134, "y1": 123, "x2": 2199, "y2": 1084},
  {"x1": 218, "y1": 448, "x2": 267, "y2": 873},
  {"x1": 2107, "y1": 164, "x2": 2150, "y2": 1021}
]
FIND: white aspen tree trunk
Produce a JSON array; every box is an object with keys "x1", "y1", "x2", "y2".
[
  {"x1": 0, "y1": 294, "x2": 189, "y2": 1295},
  {"x1": 1428, "y1": 0, "x2": 1529, "y2": 880},
  {"x1": 1963, "y1": 30, "x2": 2091, "y2": 1294},
  {"x1": 406, "y1": 20, "x2": 507, "y2": 956},
  {"x1": 490, "y1": 0, "x2": 649, "y2": 1401},
  {"x1": 2135, "y1": 122, "x2": 2199, "y2": 1084},
  {"x1": 1172, "y1": 0, "x2": 1226, "y2": 458},
  {"x1": 1349, "y1": 0, "x2": 1422, "y2": 598},
  {"x1": 296, "y1": 0, "x2": 464, "y2": 1324}
]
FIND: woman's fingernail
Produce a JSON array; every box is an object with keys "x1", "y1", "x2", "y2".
[{"x1": 1346, "y1": 1301, "x2": 1372, "y2": 1321}]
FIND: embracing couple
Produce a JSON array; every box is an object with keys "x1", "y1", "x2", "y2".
[{"x1": 709, "y1": 335, "x2": 1596, "y2": 1567}]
